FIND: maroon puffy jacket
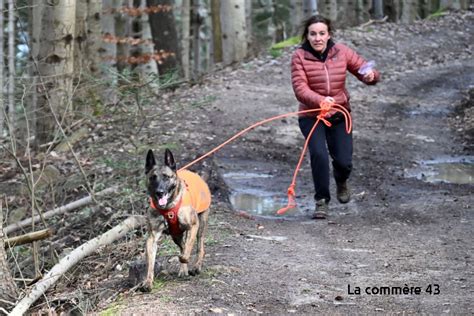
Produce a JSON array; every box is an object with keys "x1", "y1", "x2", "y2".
[{"x1": 291, "y1": 42, "x2": 380, "y2": 116}]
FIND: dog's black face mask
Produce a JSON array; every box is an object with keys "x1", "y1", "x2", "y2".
[{"x1": 145, "y1": 149, "x2": 178, "y2": 208}]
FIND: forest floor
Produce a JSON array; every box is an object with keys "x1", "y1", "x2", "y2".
[{"x1": 3, "y1": 9, "x2": 473, "y2": 316}]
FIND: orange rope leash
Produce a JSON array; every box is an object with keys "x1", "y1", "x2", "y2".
[
  {"x1": 178, "y1": 101, "x2": 352, "y2": 215},
  {"x1": 276, "y1": 100, "x2": 351, "y2": 214}
]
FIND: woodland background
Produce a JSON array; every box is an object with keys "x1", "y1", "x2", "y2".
[{"x1": 0, "y1": 0, "x2": 471, "y2": 314}]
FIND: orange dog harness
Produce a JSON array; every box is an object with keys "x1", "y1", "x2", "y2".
[{"x1": 150, "y1": 170, "x2": 211, "y2": 236}]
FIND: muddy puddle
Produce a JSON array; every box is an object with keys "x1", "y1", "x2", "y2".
[
  {"x1": 218, "y1": 158, "x2": 313, "y2": 218},
  {"x1": 405, "y1": 156, "x2": 474, "y2": 184}
]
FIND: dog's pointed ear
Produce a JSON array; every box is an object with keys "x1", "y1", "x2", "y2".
[
  {"x1": 164, "y1": 149, "x2": 176, "y2": 171},
  {"x1": 145, "y1": 149, "x2": 156, "y2": 174}
]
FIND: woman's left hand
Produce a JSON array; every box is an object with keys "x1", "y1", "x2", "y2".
[
  {"x1": 363, "y1": 70, "x2": 375, "y2": 83},
  {"x1": 322, "y1": 97, "x2": 337, "y2": 118}
]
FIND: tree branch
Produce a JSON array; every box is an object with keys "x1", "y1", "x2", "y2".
[
  {"x1": 3, "y1": 187, "x2": 118, "y2": 235},
  {"x1": 4, "y1": 228, "x2": 53, "y2": 248},
  {"x1": 9, "y1": 215, "x2": 147, "y2": 316}
]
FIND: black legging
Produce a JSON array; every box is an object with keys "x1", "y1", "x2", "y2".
[{"x1": 298, "y1": 115, "x2": 353, "y2": 202}]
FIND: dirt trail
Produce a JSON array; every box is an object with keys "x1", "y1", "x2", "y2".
[{"x1": 106, "y1": 11, "x2": 474, "y2": 315}]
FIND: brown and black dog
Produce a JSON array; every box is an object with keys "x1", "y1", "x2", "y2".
[{"x1": 142, "y1": 149, "x2": 211, "y2": 291}]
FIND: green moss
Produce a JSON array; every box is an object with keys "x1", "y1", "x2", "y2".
[
  {"x1": 271, "y1": 36, "x2": 300, "y2": 50},
  {"x1": 426, "y1": 8, "x2": 446, "y2": 20},
  {"x1": 99, "y1": 301, "x2": 123, "y2": 316}
]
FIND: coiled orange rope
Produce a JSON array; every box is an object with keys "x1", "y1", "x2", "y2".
[{"x1": 179, "y1": 100, "x2": 352, "y2": 215}]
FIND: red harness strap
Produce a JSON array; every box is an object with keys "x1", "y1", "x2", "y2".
[{"x1": 150, "y1": 197, "x2": 183, "y2": 236}]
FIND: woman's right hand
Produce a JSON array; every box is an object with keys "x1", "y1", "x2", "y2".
[{"x1": 363, "y1": 70, "x2": 375, "y2": 83}]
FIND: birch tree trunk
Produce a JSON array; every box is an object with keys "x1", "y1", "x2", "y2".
[
  {"x1": 75, "y1": 0, "x2": 88, "y2": 75},
  {"x1": 34, "y1": 0, "x2": 76, "y2": 147},
  {"x1": 9, "y1": 215, "x2": 147, "y2": 316},
  {"x1": 115, "y1": 0, "x2": 131, "y2": 72},
  {"x1": 210, "y1": 0, "x2": 223, "y2": 64},
  {"x1": 147, "y1": 0, "x2": 181, "y2": 75},
  {"x1": 181, "y1": 0, "x2": 191, "y2": 79},
  {"x1": 221, "y1": 0, "x2": 247, "y2": 65},
  {"x1": 73, "y1": 0, "x2": 89, "y2": 115},
  {"x1": 28, "y1": 0, "x2": 43, "y2": 144},
  {"x1": 8, "y1": 0, "x2": 16, "y2": 132},
  {"x1": 0, "y1": 204, "x2": 18, "y2": 311},
  {"x1": 86, "y1": 0, "x2": 103, "y2": 76},
  {"x1": 101, "y1": 0, "x2": 119, "y2": 103},
  {"x1": 131, "y1": 0, "x2": 159, "y2": 80}
]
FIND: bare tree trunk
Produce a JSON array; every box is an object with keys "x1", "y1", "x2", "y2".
[
  {"x1": 9, "y1": 215, "x2": 147, "y2": 316},
  {"x1": 101, "y1": 0, "x2": 119, "y2": 103},
  {"x1": 192, "y1": 0, "x2": 203, "y2": 77},
  {"x1": 75, "y1": 0, "x2": 88, "y2": 75},
  {"x1": 73, "y1": 0, "x2": 90, "y2": 116},
  {"x1": 401, "y1": 0, "x2": 418, "y2": 22},
  {"x1": 34, "y1": 0, "x2": 76, "y2": 147},
  {"x1": 202, "y1": 0, "x2": 212, "y2": 73},
  {"x1": 182, "y1": 0, "x2": 191, "y2": 79},
  {"x1": 221, "y1": 0, "x2": 247, "y2": 65},
  {"x1": 8, "y1": 0, "x2": 16, "y2": 132},
  {"x1": 132, "y1": 0, "x2": 159, "y2": 80},
  {"x1": 0, "y1": 202, "x2": 18, "y2": 311},
  {"x1": 373, "y1": 0, "x2": 384, "y2": 19},
  {"x1": 147, "y1": 0, "x2": 181, "y2": 75},
  {"x1": 210, "y1": 0, "x2": 223, "y2": 63},
  {"x1": 304, "y1": 0, "x2": 318, "y2": 16},
  {"x1": 245, "y1": 0, "x2": 253, "y2": 52},
  {"x1": 115, "y1": 0, "x2": 131, "y2": 72},
  {"x1": 29, "y1": 0, "x2": 43, "y2": 140},
  {"x1": 0, "y1": 0, "x2": 4, "y2": 136},
  {"x1": 325, "y1": 0, "x2": 338, "y2": 22},
  {"x1": 86, "y1": 0, "x2": 103, "y2": 76}
]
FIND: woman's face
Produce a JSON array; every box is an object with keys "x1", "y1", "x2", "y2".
[{"x1": 307, "y1": 22, "x2": 331, "y2": 53}]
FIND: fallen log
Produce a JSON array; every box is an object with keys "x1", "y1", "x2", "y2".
[
  {"x1": 9, "y1": 215, "x2": 147, "y2": 316},
  {"x1": 4, "y1": 228, "x2": 53, "y2": 248},
  {"x1": 3, "y1": 187, "x2": 118, "y2": 235}
]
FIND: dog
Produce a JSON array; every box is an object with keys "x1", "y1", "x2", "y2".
[{"x1": 142, "y1": 148, "x2": 211, "y2": 292}]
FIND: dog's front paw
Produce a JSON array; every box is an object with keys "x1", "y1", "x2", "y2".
[
  {"x1": 140, "y1": 280, "x2": 153, "y2": 292},
  {"x1": 178, "y1": 264, "x2": 189, "y2": 277}
]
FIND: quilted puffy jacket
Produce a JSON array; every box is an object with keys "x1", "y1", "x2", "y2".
[{"x1": 291, "y1": 42, "x2": 380, "y2": 116}]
